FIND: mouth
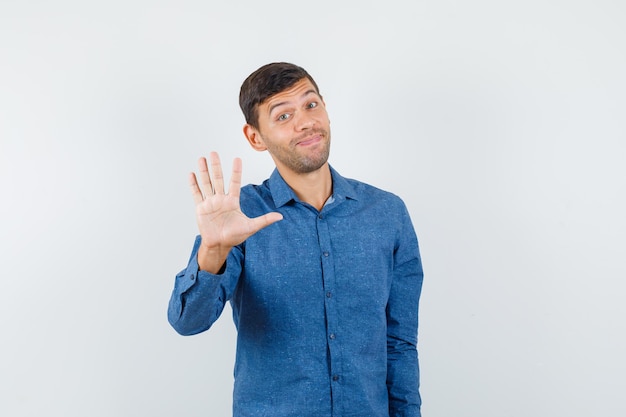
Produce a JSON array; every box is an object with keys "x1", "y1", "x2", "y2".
[{"x1": 296, "y1": 134, "x2": 323, "y2": 147}]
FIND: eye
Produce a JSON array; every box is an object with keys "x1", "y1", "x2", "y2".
[
  {"x1": 307, "y1": 101, "x2": 318, "y2": 109},
  {"x1": 277, "y1": 113, "x2": 291, "y2": 121}
]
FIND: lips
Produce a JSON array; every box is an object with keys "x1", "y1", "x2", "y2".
[{"x1": 297, "y1": 134, "x2": 322, "y2": 146}]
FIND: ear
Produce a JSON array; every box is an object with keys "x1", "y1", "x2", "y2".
[{"x1": 243, "y1": 124, "x2": 267, "y2": 152}]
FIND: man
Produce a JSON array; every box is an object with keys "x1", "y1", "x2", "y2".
[{"x1": 168, "y1": 62, "x2": 424, "y2": 416}]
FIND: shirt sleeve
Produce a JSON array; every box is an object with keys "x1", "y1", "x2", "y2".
[
  {"x1": 386, "y1": 202, "x2": 424, "y2": 417},
  {"x1": 167, "y1": 235, "x2": 244, "y2": 336}
]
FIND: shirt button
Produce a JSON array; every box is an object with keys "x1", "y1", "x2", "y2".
[
  {"x1": 332, "y1": 375, "x2": 339, "y2": 381},
  {"x1": 190, "y1": 274, "x2": 196, "y2": 281},
  {"x1": 318, "y1": 214, "x2": 323, "y2": 219},
  {"x1": 323, "y1": 252, "x2": 329, "y2": 257},
  {"x1": 329, "y1": 333, "x2": 336, "y2": 340},
  {"x1": 326, "y1": 291, "x2": 332, "y2": 298}
]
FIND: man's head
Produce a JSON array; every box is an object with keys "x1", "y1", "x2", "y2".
[
  {"x1": 239, "y1": 62, "x2": 321, "y2": 129},
  {"x1": 240, "y1": 63, "x2": 331, "y2": 176}
]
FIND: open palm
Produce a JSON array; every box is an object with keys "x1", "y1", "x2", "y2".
[{"x1": 190, "y1": 152, "x2": 283, "y2": 271}]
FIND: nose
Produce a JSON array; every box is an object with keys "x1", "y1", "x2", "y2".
[{"x1": 294, "y1": 111, "x2": 315, "y2": 131}]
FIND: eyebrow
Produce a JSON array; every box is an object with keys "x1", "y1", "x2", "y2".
[{"x1": 268, "y1": 89, "x2": 319, "y2": 115}]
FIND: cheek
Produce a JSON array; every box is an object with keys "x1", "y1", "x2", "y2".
[{"x1": 317, "y1": 110, "x2": 330, "y2": 124}]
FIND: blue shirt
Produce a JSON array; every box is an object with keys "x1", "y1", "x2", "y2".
[{"x1": 168, "y1": 166, "x2": 424, "y2": 417}]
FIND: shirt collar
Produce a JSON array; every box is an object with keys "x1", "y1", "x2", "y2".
[{"x1": 268, "y1": 165, "x2": 358, "y2": 208}]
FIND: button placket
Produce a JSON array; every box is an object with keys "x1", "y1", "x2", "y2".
[{"x1": 316, "y1": 209, "x2": 342, "y2": 405}]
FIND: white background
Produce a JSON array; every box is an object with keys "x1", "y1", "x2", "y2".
[{"x1": 1, "y1": 1, "x2": 625, "y2": 416}]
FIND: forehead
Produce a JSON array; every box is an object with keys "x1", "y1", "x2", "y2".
[{"x1": 261, "y1": 78, "x2": 319, "y2": 111}]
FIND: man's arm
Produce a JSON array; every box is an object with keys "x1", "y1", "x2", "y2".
[
  {"x1": 168, "y1": 152, "x2": 282, "y2": 335},
  {"x1": 167, "y1": 235, "x2": 243, "y2": 335},
  {"x1": 190, "y1": 152, "x2": 282, "y2": 273},
  {"x1": 386, "y1": 203, "x2": 424, "y2": 417}
]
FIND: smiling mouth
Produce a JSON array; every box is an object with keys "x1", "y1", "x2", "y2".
[{"x1": 297, "y1": 135, "x2": 322, "y2": 146}]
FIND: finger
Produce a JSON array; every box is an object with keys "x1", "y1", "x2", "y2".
[
  {"x1": 189, "y1": 172, "x2": 204, "y2": 205},
  {"x1": 249, "y1": 212, "x2": 284, "y2": 234},
  {"x1": 197, "y1": 156, "x2": 213, "y2": 197},
  {"x1": 228, "y1": 157, "x2": 243, "y2": 199},
  {"x1": 209, "y1": 152, "x2": 225, "y2": 195}
]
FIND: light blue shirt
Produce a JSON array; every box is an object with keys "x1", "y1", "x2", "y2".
[{"x1": 168, "y1": 166, "x2": 424, "y2": 416}]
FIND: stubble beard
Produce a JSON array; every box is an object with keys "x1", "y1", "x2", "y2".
[{"x1": 262, "y1": 128, "x2": 331, "y2": 174}]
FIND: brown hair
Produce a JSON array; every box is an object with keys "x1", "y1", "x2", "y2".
[{"x1": 239, "y1": 62, "x2": 320, "y2": 129}]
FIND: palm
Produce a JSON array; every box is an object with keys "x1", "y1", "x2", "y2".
[
  {"x1": 195, "y1": 192, "x2": 259, "y2": 248},
  {"x1": 190, "y1": 153, "x2": 282, "y2": 250}
]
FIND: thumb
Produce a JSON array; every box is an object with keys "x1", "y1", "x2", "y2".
[{"x1": 250, "y1": 211, "x2": 283, "y2": 233}]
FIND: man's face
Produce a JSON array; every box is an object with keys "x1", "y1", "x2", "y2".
[{"x1": 248, "y1": 78, "x2": 331, "y2": 175}]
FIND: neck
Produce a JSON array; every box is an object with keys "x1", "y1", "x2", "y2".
[{"x1": 277, "y1": 163, "x2": 332, "y2": 211}]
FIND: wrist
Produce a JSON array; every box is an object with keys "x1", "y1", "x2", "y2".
[{"x1": 197, "y1": 243, "x2": 231, "y2": 274}]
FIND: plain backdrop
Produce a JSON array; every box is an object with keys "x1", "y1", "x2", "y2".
[{"x1": 1, "y1": 1, "x2": 625, "y2": 416}]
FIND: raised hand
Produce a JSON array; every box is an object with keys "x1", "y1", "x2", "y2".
[{"x1": 190, "y1": 152, "x2": 283, "y2": 273}]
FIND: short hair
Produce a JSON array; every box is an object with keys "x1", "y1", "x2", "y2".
[{"x1": 239, "y1": 62, "x2": 321, "y2": 129}]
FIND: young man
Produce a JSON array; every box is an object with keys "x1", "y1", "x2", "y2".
[{"x1": 168, "y1": 62, "x2": 424, "y2": 417}]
